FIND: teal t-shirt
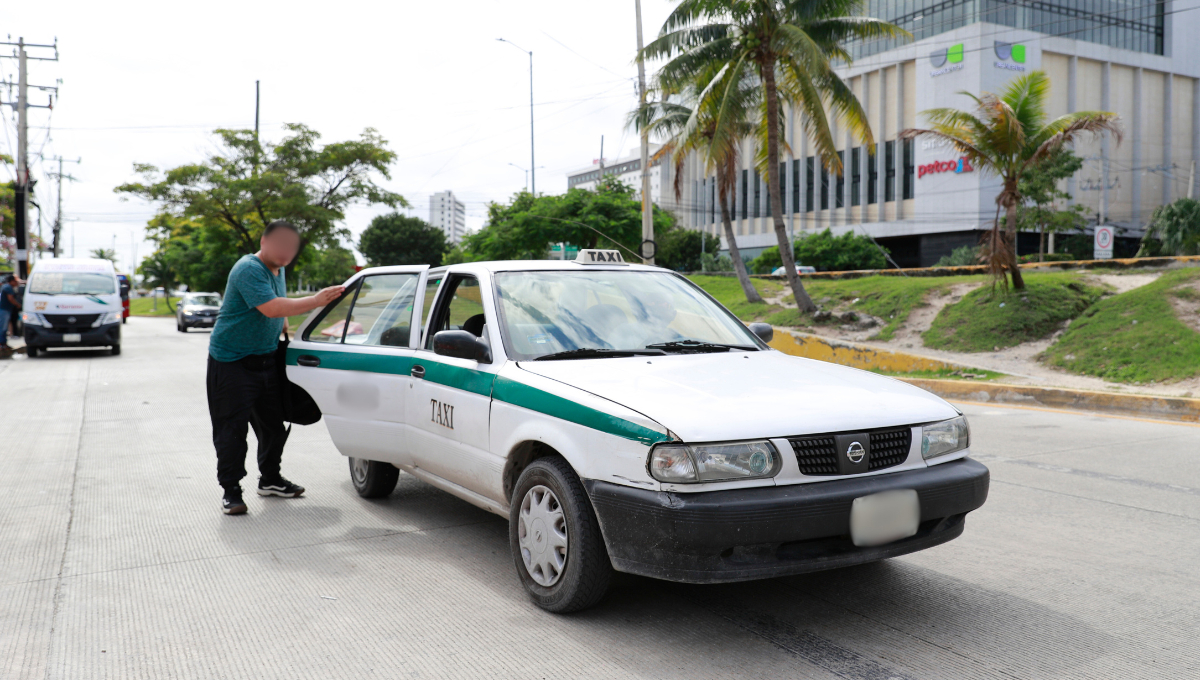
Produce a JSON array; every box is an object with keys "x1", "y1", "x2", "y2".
[{"x1": 209, "y1": 254, "x2": 287, "y2": 362}]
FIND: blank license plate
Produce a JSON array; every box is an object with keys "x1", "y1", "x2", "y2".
[
  {"x1": 63, "y1": 333, "x2": 82, "y2": 343},
  {"x1": 850, "y1": 489, "x2": 920, "y2": 547}
]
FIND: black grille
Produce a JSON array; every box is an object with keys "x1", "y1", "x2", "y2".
[
  {"x1": 789, "y1": 426, "x2": 913, "y2": 476},
  {"x1": 43, "y1": 313, "x2": 99, "y2": 331},
  {"x1": 868, "y1": 427, "x2": 912, "y2": 471}
]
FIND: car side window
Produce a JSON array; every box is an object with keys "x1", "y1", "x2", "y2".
[
  {"x1": 424, "y1": 275, "x2": 486, "y2": 350},
  {"x1": 303, "y1": 282, "x2": 360, "y2": 343},
  {"x1": 352, "y1": 274, "x2": 421, "y2": 347}
]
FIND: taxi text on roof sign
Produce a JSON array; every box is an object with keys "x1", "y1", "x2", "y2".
[{"x1": 574, "y1": 249, "x2": 625, "y2": 264}]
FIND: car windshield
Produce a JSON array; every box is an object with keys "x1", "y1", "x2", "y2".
[
  {"x1": 493, "y1": 270, "x2": 760, "y2": 360},
  {"x1": 186, "y1": 295, "x2": 221, "y2": 306},
  {"x1": 28, "y1": 271, "x2": 116, "y2": 296}
]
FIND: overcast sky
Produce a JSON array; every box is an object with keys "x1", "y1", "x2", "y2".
[{"x1": 4, "y1": 0, "x2": 679, "y2": 271}]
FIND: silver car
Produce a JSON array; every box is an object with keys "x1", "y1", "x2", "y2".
[{"x1": 176, "y1": 292, "x2": 222, "y2": 332}]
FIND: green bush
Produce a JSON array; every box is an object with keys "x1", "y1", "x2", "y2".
[
  {"x1": 934, "y1": 245, "x2": 981, "y2": 267},
  {"x1": 750, "y1": 229, "x2": 888, "y2": 273},
  {"x1": 654, "y1": 225, "x2": 721, "y2": 271}
]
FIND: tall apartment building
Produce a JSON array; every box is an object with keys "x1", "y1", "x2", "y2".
[
  {"x1": 677, "y1": 1, "x2": 1200, "y2": 266},
  {"x1": 429, "y1": 190, "x2": 466, "y2": 245}
]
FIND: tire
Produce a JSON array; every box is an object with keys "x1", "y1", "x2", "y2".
[
  {"x1": 509, "y1": 456, "x2": 612, "y2": 613},
  {"x1": 122, "y1": 316, "x2": 127, "y2": 325},
  {"x1": 26, "y1": 345, "x2": 38, "y2": 358},
  {"x1": 349, "y1": 457, "x2": 400, "y2": 498},
  {"x1": 111, "y1": 345, "x2": 121, "y2": 356}
]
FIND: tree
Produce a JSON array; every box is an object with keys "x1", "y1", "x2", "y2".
[
  {"x1": 644, "y1": 0, "x2": 907, "y2": 312},
  {"x1": 453, "y1": 180, "x2": 674, "y2": 263},
  {"x1": 1141, "y1": 198, "x2": 1200, "y2": 256},
  {"x1": 115, "y1": 124, "x2": 406, "y2": 268},
  {"x1": 633, "y1": 61, "x2": 763, "y2": 301},
  {"x1": 1016, "y1": 146, "x2": 1087, "y2": 262},
  {"x1": 90, "y1": 248, "x2": 119, "y2": 263},
  {"x1": 902, "y1": 71, "x2": 1121, "y2": 289},
  {"x1": 752, "y1": 228, "x2": 887, "y2": 272},
  {"x1": 358, "y1": 213, "x2": 448, "y2": 268},
  {"x1": 296, "y1": 244, "x2": 358, "y2": 289},
  {"x1": 654, "y1": 223, "x2": 721, "y2": 271},
  {"x1": 138, "y1": 251, "x2": 179, "y2": 312}
]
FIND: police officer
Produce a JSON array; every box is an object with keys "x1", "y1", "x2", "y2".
[{"x1": 207, "y1": 221, "x2": 344, "y2": 514}]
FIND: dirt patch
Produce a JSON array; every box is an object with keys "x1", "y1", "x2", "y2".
[
  {"x1": 1084, "y1": 272, "x2": 1161, "y2": 294},
  {"x1": 1168, "y1": 281, "x2": 1200, "y2": 333},
  {"x1": 891, "y1": 282, "x2": 983, "y2": 348}
]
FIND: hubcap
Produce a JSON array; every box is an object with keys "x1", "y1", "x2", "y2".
[
  {"x1": 351, "y1": 458, "x2": 369, "y2": 485},
  {"x1": 518, "y1": 485, "x2": 568, "y2": 587}
]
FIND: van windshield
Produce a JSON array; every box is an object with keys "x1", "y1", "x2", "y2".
[{"x1": 28, "y1": 272, "x2": 117, "y2": 295}]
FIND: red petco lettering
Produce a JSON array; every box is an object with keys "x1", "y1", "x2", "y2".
[{"x1": 918, "y1": 157, "x2": 974, "y2": 179}]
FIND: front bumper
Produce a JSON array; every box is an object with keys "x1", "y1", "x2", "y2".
[
  {"x1": 586, "y1": 457, "x2": 989, "y2": 584},
  {"x1": 182, "y1": 315, "x2": 216, "y2": 327},
  {"x1": 25, "y1": 322, "x2": 121, "y2": 348}
]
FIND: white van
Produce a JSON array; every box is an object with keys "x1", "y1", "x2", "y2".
[{"x1": 21, "y1": 258, "x2": 123, "y2": 357}]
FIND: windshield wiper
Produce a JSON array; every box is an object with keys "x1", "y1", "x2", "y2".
[
  {"x1": 534, "y1": 347, "x2": 665, "y2": 361},
  {"x1": 644, "y1": 340, "x2": 758, "y2": 354}
]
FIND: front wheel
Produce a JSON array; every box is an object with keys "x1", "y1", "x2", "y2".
[
  {"x1": 349, "y1": 457, "x2": 400, "y2": 498},
  {"x1": 111, "y1": 345, "x2": 121, "y2": 356},
  {"x1": 26, "y1": 345, "x2": 38, "y2": 358},
  {"x1": 509, "y1": 456, "x2": 612, "y2": 613}
]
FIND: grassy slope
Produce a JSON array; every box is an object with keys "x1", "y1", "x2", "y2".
[
  {"x1": 923, "y1": 272, "x2": 1106, "y2": 352},
  {"x1": 129, "y1": 297, "x2": 181, "y2": 316},
  {"x1": 1043, "y1": 268, "x2": 1200, "y2": 383}
]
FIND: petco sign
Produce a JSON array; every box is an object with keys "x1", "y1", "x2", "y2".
[{"x1": 918, "y1": 157, "x2": 974, "y2": 179}]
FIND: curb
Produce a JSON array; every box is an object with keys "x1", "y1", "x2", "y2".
[
  {"x1": 898, "y1": 379, "x2": 1200, "y2": 424},
  {"x1": 767, "y1": 327, "x2": 1200, "y2": 424}
]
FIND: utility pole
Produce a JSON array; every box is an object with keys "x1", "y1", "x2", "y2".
[
  {"x1": 2, "y1": 37, "x2": 58, "y2": 278},
  {"x1": 497, "y1": 39, "x2": 535, "y2": 195},
  {"x1": 635, "y1": 0, "x2": 654, "y2": 265},
  {"x1": 48, "y1": 155, "x2": 81, "y2": 257},
  {"x1": 599, "y1": 135, "x2": 605, "y2": 176},
  {"x1": 255, "y1": 80, "x2": 260, "y2": 138}
]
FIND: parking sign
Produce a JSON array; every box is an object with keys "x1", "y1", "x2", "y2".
[{"x1": 1094, "y1": 226, "x2": 1114, "y2": 260}]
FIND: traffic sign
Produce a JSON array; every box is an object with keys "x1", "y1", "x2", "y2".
[{"x1": 1094, "y1": 226, "x2": 1114, "y2": 260}]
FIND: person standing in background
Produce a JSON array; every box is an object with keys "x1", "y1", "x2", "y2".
[
  {"x1": 0, "y1": 274, "x2": 22, "y2": 356},
  {"x1": 206, "y1": 221, "x2": 344, "y2": 515}
]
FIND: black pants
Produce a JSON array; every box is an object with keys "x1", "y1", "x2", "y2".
[{"x1": 206, "y1": 354, "x2": 289, "y2": 490}]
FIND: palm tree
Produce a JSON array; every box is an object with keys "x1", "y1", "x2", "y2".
[
  {"x1": 90, "y1": 247, "x2": 119, "y2": 264},
  {"x1": 901, "y1": 71, "x2": 1121, "y2": 289},
  {"x1": 644, "y1": 0, "x2": 907, "y2": 312},
  {"x1": 632, "y1": 65, "x2": 764, "y2": 303},
  {"x1": 138, "y1": 251, "x2": 179, "y2": 312}
]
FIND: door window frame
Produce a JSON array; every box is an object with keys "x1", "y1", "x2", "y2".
[
  {"x1": 301, "y1": 280, "x2": 362, "y2": 344},
  {"x1": 420, "y1": 272, "x2": 485, "y2": 353}
]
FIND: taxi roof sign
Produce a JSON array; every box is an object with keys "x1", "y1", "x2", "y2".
[{"x1": 574, "y1": 249, "x2": 626, "y2": 264}]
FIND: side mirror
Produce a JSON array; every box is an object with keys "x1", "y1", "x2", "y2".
[
  {"x1": 748, "y1": 322, "x2": 773, "y2": 344},
  {"x1": 433, "y1": 330, "x2": 492, "y2": 363}
]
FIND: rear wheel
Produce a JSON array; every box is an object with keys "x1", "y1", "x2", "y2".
[
  {"x1": 509, "y1": 456, "x2": 612, "y2": 613},
  {"x1": 349, "y1": 457, "x2": 400, "y2": 498}
]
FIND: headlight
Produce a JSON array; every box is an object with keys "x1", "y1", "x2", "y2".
[
  {"x1": 21, "y1": 312, "x2": 47, "y2": 327},
  {"x1": 922, "y1": 416, "x2": 970, "y2": 461},
  {"x1": 649, "y1": 440, "x2": 781, "y2": 483},
  {"x1": 93, "y1": 312, "x2": 122, "y2": 326}
]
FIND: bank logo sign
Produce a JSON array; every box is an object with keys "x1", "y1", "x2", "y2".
[
  {"x1": 930, "y1": 43, "x2": 964, "y2": 77},
  {"x1": 995, "y1": 41, "x2": 1027, "y2": 71}
]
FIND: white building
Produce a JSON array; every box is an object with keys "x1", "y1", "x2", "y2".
[
  {"x1": 566, "y1": 145, "x2": 671, "y2": 208},
  {"x1": 429, "y1": 190, "x2": 466, "y2": 245},
  {"x1": 676, "y1": 1, "x2": 1200, "y2": 266}
]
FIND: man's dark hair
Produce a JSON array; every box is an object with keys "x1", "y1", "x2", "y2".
[
  {"x1": 263, "y1": 220, "x2": 300, "y2": 238},
  {"x1": 4, "y1": 274, "x2": 16, "y2": 283}
]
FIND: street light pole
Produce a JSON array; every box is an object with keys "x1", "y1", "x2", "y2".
[
  {"x1": 634, "y1": 0, "x2": 654, "y2": 264},
  {"x1": 498, "y1": 39, "x2": 535, "y2": 196}
]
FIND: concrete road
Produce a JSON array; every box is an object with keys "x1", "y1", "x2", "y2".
[{"x1": 2, "y1": 318, "x2": 1198, "y2": 679}]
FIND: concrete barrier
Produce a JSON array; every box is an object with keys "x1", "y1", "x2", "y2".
[{"x1": 767, "y1": 328, "x2": 970, "y2": 373}]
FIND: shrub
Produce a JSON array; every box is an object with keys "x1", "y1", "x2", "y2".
[{"x1": 750, "y1": 229, "x2": 888, "y2": 273}]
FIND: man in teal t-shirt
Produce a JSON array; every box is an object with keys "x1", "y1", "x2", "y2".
[{"x1": 207, "y1": 221, "x2": 344, "y2": 515}]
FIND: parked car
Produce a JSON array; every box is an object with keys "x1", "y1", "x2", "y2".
[
  {"x1": 286, "y1": 250, "x2": 989, "y2": 613},
  {"x1": 176, "y1": 292, "x2": 222, "y2": 332},
  {"x1": 772, "y1": 264, "x2": 817, "y2": 275}
]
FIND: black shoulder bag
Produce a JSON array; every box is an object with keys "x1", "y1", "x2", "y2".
[{"x1": 276, "y1": 329, "x2": 323, "y2": 425}]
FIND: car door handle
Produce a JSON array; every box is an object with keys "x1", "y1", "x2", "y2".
[
  {"x1": 411, "y1": 364, "x2": 425, "y2": 379},
  {"x1": 297, "y1": 355, "x2": 321, "y2": 367}
]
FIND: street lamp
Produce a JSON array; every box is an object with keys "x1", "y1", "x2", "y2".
[
  {"x1": 497, "y1": 38, "x2": 535, "y2": 196},
  {"x1": 508, "y1": 163, "x2": 545, "y2": 192}
]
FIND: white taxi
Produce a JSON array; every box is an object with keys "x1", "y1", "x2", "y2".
[{"x1": 286, "y1": 250, "x2": 989, "y2": 613}]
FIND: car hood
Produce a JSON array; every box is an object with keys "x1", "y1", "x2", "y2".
[{"x1": 516, "y1": 350, "x2": 959, "y2": 442}]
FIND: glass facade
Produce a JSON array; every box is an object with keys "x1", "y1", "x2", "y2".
[{"x1": 850, "y1": 0, "x2": 1166, "y2": 59}]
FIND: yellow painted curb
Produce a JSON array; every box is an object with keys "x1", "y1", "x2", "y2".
[
  {"x1": 899, "y1": 379, "x2": 1200, "y2": 424},
  {"x1": 767, "y1": 328, "x2": 971, "y2": 374}
]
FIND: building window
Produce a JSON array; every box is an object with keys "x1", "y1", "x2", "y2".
[
  {"x1": 867, "y1": 144, "x2": 878, "y2": 205},
  {"x1": 902, "y1": 138, "x2": 915, "y2": 200},
  {"x1": 806, "y1": 157, "x2": 815, "y2": 213},
  {"x1": 884, "y1": 141, "x2": 896, "y2": 203},
  {"x1": 819, "y1": 158, "x2": 829, "y2": 211},
  {"x1": 741, "y1": 169, "x2": 749, "y2": 220},
  {"x1": 835, "y1": 150, "x2": 845, "y2": 209},
  {"x1": 753, "y1": 171, "x2": 761, "y2": 218},
  {"x1": 850, "y1": 147, "x2": 861, "y2": 208},
  {"x1": 792, "y1": 159, "x2": 801, "y2": 214}
]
